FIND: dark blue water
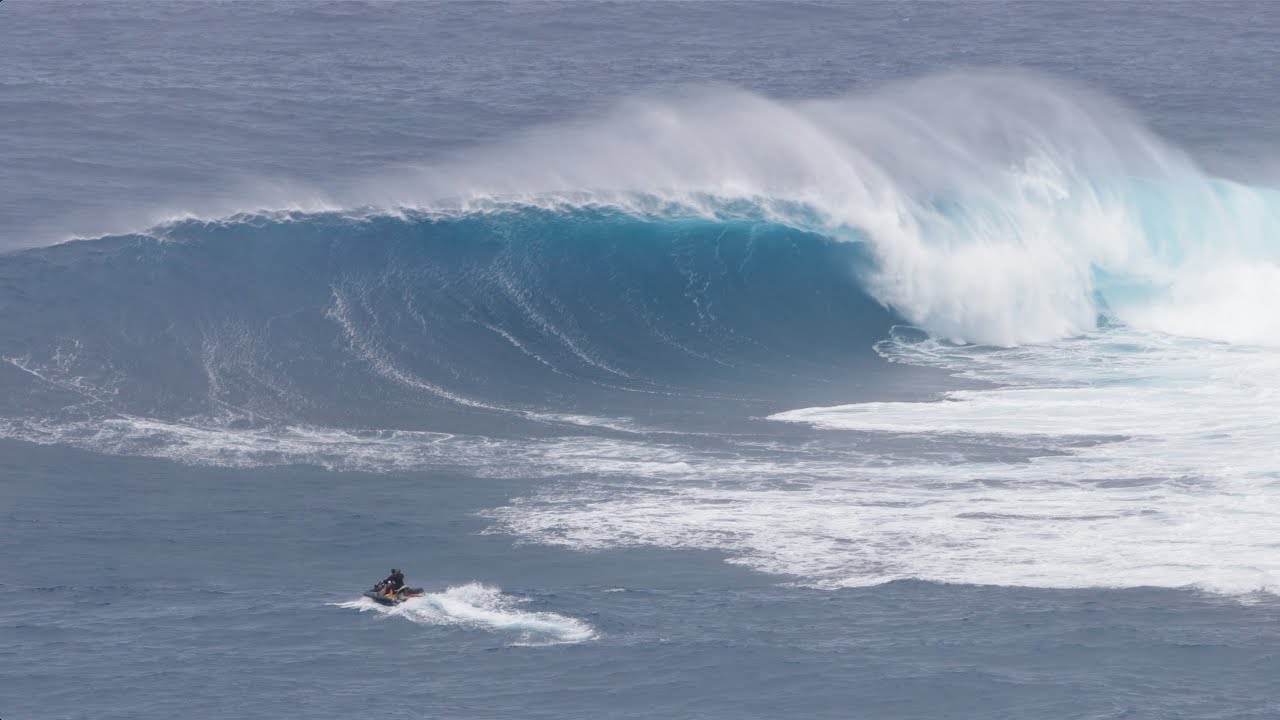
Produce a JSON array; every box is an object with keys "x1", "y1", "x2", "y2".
[
  {"x1": 5, "y1": 2, "x2": 1280, "y2": 718},
  {"x1": 9, "y1": 439, "x2": 1280, "y2": 719}
]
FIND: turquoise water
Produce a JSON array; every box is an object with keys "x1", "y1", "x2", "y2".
[{"x1": 5, "y1": 2, "x2": 1280, "y2": 718}]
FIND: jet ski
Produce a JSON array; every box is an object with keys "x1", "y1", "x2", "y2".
[
  {"x1": 365, "y1": 569, "x2": 421, "y2": 605},
  {"x1": 363, "y1": 587, "x2": 424, "y2": 606}
]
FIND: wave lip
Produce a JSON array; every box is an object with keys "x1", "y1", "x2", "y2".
[
  {"x1": 316, "y1": 70, "x2": 1280, "y2": 347},
  {"x1": 334, "y1": 583, "x2": 595, "y2": 646}
]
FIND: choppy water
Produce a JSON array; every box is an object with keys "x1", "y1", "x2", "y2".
[{"x1": 5, "y1": 2, "x2": 1280, "y2": 718}]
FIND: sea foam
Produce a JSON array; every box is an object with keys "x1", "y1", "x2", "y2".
[{"x1": 333, "y1": 583, "x2": 595, "y2": 646}]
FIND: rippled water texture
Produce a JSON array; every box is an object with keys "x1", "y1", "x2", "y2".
[{"x1": 5, "y1": 2, "x2": 1280, "y2": 718}]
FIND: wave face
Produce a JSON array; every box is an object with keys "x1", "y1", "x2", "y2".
[{"x1": 0, "y1": 208, "x2": 894, "y2": 434}]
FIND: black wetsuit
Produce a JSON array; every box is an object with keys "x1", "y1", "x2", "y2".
[{"x1": 380, "y1": 572, "x2": 405, "y2": 593}]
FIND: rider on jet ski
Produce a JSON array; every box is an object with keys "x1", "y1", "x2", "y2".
[
  {"x1": 364, "y1": 569, "x2": 424, "y2": 605},
  {"x1": 374, "y1": 568, "x2": 406, "y2": 594}
]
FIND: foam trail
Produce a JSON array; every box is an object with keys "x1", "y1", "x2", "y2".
[{"x1": 334, "y1": 583, "x2": 595, "y2": 646}]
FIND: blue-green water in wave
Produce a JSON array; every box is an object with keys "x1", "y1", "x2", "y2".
[{"x1": 0, "y1": 209, "x2": 896, "y2": 430}]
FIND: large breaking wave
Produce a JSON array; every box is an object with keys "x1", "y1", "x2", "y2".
[
  {"x1": 7, "y1": 71, "x2": 1280, "y2": 594},
  {"x1": 90, "y1": 71, "x2": 1280, "y2": 350}
]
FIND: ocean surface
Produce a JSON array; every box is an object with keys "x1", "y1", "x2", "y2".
[{"x1": 5, "y1": 1, "x2": 1280, "y2": 718}]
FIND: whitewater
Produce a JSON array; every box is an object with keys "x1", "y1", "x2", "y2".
[
  {"x1": 332, "y1": 583, "x2": 596, "y2": 646},
  {"x1": 7, "y1": 2, "x2": 1280, "y2": 719},
  {"x1": 5, "y1": 73, "x2": 1280, "y2": 597}
]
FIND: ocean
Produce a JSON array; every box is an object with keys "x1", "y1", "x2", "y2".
[{"x1": 4, "y1": 1, "x2": 1280, "y2": 718}]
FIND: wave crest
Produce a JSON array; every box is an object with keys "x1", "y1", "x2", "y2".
[{"x1": 63, "y1": 71, "x2": 1280, "y2": 346}]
